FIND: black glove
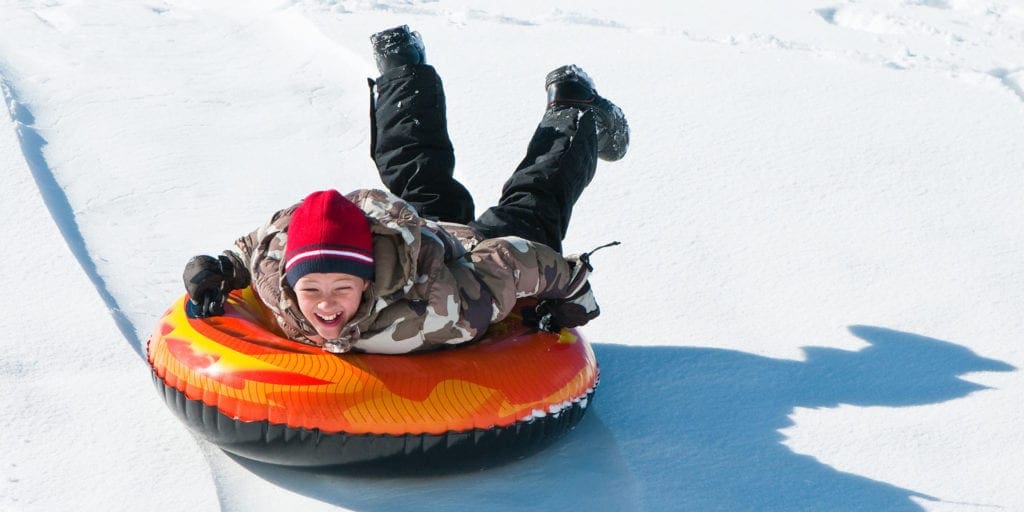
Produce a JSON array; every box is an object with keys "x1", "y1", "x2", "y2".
[
  {"x1": 527, "y1": 282, "x2": 600, "y2": 333},
  {"x1": 524, "y1": 242, "x2": 619, "y2": 333},
  {"x1": 183, "y1": 254, "x2": 250, "y2": 317}
]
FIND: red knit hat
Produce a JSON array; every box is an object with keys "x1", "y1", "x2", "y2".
[{"x1": 284, "y1": 190, "x2": 375, "y2": 285}]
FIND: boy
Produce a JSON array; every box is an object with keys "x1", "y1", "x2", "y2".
[{"x1": 183, "y1": 25, "x2": 629, "y2": 354}]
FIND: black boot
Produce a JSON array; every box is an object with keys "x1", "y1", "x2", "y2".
[
  {"x1": 545, "y1": 65, "x2": 629, "y2": 162},
  {"x1": 370, "y1": 25, "x2": 426, "y2": 74}
]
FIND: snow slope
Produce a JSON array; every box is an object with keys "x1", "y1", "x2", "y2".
[{"x1": 2, "y1": 1, "x2": 1022, "y2": 510}]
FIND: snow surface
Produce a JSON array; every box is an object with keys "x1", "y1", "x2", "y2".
[{"x1": 1, "y1": 0, "x2": 1022, "y2": 510}]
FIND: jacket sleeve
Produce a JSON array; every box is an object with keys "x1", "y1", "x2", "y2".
[
  {"x1": 467, "y1": 236, "x2": 582, "y2": 322},
  {"x1": 230, "y1": 205, "x2": 296, "y2": 271}
]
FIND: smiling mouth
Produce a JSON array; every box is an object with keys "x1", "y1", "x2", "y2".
[{"x1": 316, "y1": 312, "x2": 342, "y2": 324}]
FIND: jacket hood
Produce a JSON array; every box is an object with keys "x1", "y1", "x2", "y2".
[{"x1": 345, "y1": 189, "x2": 424, "y2": 298}]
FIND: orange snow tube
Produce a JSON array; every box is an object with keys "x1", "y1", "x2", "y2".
[{"x1": 147, "y1": 287, "x2": 598, "y2": 466}]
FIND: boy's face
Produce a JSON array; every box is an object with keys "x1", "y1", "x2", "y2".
[{"x1": 293, "y1": 272, "x2": 368, "y2": 340}]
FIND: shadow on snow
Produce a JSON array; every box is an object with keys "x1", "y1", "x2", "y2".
[
  {"x1": 0, "y1": 76, "x2": 143, "y2": 356},
  {"x1": 233, "y1": 325, "x2": 1014, "y2": 511}
]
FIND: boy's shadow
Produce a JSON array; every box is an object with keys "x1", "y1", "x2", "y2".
[{"x1": 233, "y1": 325, "x2": 1013, "y2": 511}]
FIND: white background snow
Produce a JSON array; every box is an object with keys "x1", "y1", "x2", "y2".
[{"x1": 2, "y1": 0, "x2": 1022, "y2": 510}]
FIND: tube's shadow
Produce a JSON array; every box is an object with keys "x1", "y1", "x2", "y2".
[{"x1": 234, "y1": 325, "x2": 1013, "y2": 511}]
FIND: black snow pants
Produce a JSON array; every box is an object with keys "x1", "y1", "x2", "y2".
[{"x1": 369, "y1": 64, "x2": 598, "y2": 254}]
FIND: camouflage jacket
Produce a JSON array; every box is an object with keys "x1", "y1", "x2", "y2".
[{"x1": 227, "y1": 189, "x2": 583, "y2": 354}]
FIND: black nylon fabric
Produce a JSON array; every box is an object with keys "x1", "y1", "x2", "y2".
[
  {"x1": 371, "y1": 64, "x2": 475, "y2": 224},
  {"x1": 470, "y1": 107, "x2": 599, "y2": 253},
  {"x1": 371, "y1": 64, "x2": 599, "y2": 253}
]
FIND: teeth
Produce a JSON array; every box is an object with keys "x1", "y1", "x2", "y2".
[{"x1": 318, "y1": 312, "x2": 339, "y2": 321}]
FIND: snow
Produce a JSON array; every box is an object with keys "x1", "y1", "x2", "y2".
[{"x1": 1, "y1": 0, "x2": 1022, "y2": 510}]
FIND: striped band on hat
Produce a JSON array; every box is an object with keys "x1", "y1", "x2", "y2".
[{"x1": 285, "y1": 248, "x2": 374, "y2": 272}]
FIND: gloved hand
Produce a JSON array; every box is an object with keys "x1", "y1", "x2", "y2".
[
  {"x1": 529, "y1": 281, "x2": 600, "y2": 333},
  {"x1": 524, "y1": 242, "x2": 617, "y2": 333},
  {"x1": 182, "y1": 254, "x2": 250, "y2": 317}
]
